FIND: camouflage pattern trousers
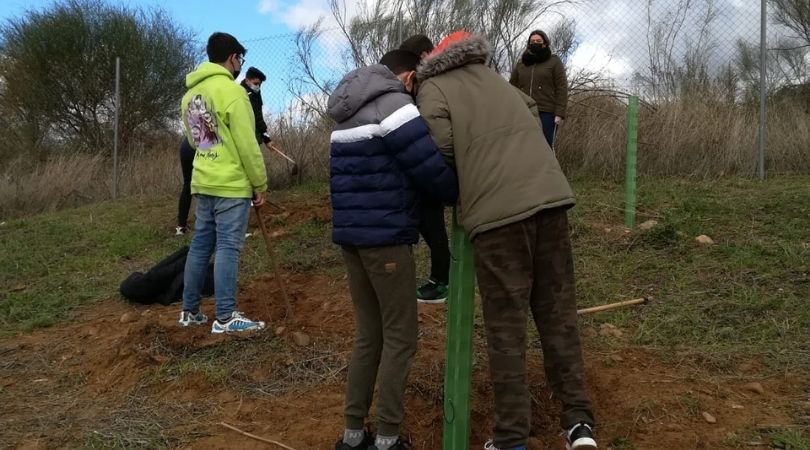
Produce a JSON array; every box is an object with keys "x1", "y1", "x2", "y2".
[{"x1": 472, "y1": 207, "x2": 595, "y2": 449}]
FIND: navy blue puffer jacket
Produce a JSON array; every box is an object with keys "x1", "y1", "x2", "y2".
[{"x1": 328, "y1": 64, "x2": 458, "y2": 247}]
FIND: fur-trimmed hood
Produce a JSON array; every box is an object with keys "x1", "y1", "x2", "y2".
[{"x1": 417, "y1": 34, "x2": 492, "y2": 81}]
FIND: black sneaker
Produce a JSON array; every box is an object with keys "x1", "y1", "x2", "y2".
[
  {"x1": 416, "y1": 279, "x2": 448, "y2": 304},
  {"x1": 334, "y1": 430, "x2": 375, "y2": 450},
  {"x1": 369, "y1": 437, "x2": 412, "y2": 450},
  {"x1": 565, "y1": 422, "x2": 597, "y2": 450}
]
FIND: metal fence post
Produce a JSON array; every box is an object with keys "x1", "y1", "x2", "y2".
[
  {"x1": 625, "y1": 96, "x2": 639, "y2": 229},
  {"x1": 443, "y1": 212, "x2": 476, "y2": 450},
  {"x1": 757, "y1": 0, "x2": 767, "y2": 180},
  {"x1": 112, "y1": 57, "x2": 121, "y2": 199}
]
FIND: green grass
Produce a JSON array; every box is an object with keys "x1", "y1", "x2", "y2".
[
  {"x1": 0, "y1": 196, "x2": 184, "y2": 334},
  {"x1": 0, "y1": 182, "x2": 334, "y2": 336},
  {"x1": 770, "y1": 429, "x2": 810, "y2": 450},
  {"x1": 568, "y1": 176, "x2": 810, "y2": 369},
  {"x1": 2, "y1": 177, "x2": 810, "y2": 371}
]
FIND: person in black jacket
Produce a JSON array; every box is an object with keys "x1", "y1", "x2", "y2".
[
  {"x1": 240, "y1": 66, "x2": 272, "y2": 147},
  {"x1": 176, "y1": 137, "x2": 196, "y2": 235},
  {"x1": 399, "y1": 35, "x2": 451, "y2": 304}
]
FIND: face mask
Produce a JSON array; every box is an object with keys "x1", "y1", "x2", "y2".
[
  {"x1": 528, "y1": 43, "x2": 546, "y2": 54},
  {"x1": 249, "y1": 84, "x2": 260, "y2": 93}
]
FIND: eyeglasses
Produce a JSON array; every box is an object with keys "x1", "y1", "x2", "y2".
[{"x1": 235, "y1": 55, "x2": 245, "y2": 65}]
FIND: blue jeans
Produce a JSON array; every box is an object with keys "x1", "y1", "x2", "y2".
[
  {"x1": 539, "y1": 112, "x2": 556, "y2": 150},
  {"x1": 182, "y1": 195, "x2": 251, "y2": 321}
]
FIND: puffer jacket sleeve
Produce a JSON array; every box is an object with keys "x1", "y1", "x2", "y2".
[
  {"x1": 379, "y1": 99, "x2": 458, "y2": 205},
  {"x1": 509, "y1": 62, "x2": 520, "y2": 88},
  {"x1": 553, "y1": 56, "x2": 569, "y2": 117}
]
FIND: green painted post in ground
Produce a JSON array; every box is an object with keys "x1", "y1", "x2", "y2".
[
  {"x1": 625, "y1": 95, "x2": 639, "y2": 228},
  {"x1": 443, "y1": 213, "x2": 476, "y2": 450}
]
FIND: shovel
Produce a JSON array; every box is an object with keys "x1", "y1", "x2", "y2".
[
  {"x1": 267, "y1": 143, "x2": 299, "y2": 176},
  {"x1": 253, "y1": 204, "x2": 294, "y2": 321}
]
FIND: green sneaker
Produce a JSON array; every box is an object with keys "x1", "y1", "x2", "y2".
[{"x1": 417, "y1": 279, "x2": 448, "y2": 304}]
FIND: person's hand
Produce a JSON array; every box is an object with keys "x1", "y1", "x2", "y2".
[
  {"x1": 554, "y1": 115, "x2": 564, "y2": 125},
  {"x1": 252, "y1": 191, "x2": 266, "y2": 207},
  {"x1": 264, "y1": 142, "x2": 273, "y2": 151}
]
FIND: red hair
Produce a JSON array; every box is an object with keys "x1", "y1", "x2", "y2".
[{"x1": 429, "y1": 30, "x2": 473, "y2": 57}]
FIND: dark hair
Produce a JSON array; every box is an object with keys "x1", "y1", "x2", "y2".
[
  {"x1": 528, "y1": 29, "x2": 550, "y2": 46},
  {"x1": 379, "y1": 50, "x2": 421, "y2": 75},
  {"x1": 399, "y1": 34, "x2": 434, "y2": 56},
  {"x1": 246, "y1": 66, "x2": 267, "y2": 82},
  {"x1": 206, "y1": 32, "x2": 246, "y2": 63}
]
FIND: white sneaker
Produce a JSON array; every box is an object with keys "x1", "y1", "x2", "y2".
[
  {"x1": 483, "y1": 440, "x2": 525, "y2": 450},
  {"x1": 175, "y1": 226, "x2": 187, "y2": 236},
  {"x1": 211, "y1": 311, "x2": 265, "y2": 334},
  {"x1": 565, "y1": 423, "x2": 597, "y2": 450},
  {"x1": 179, "y1": 310, "x2": 207, "y2": 326}
]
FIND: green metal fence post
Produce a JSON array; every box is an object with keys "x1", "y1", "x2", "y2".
[
  {"x1": 625, "y1": 95, "x2": 639, "y2": 229},
  {"x1": 442, "y1": 212, "x2": 476, "y2": 450}
]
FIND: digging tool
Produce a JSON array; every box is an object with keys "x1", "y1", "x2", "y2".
[
  {"x1": 253, "y1": 204, "x2": 294, "y2": 321},
  {"x1": 577, "y1": 297, "x2": 650, "y2": 315},
  {"x1": 267, "y1": 143, "x2": 299, "y2": 176}
]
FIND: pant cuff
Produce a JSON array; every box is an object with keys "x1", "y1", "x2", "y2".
[
  {"x1": 377, "y1": 421, "x2": 399, "y2": 437},
  {"x1": 561, "y1": 410, "x2": 596, "y2": 430},
  {"x1": 345, "y1": 415, "x2": 365, "y2": 430}
]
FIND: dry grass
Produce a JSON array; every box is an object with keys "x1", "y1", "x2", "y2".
[
  {"x1": 0, "y1": 118, "x2": 331, "y2": 218},
  {"x1": 557, "y1": 95, "x2": 810, "y2": 179},
  {"x1": 2, "y1": 98, "x2": 808, "y2": 218}
]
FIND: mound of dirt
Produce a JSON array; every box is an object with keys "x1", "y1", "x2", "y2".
[{"x1": 2, "y1": 194, "x2": 808, "y2": 449}]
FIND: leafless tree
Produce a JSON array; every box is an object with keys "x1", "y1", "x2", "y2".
[
  {"x1": 288, "y1": 0, "x2": 591, "y2": 118},
  {"x1": 770, "y1": 0, "x2": 810, "y2": 50},
  {"x1": 636, "y1": 0, "x2": 721, "y2": 101}
]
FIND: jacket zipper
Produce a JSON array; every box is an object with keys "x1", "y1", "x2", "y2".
[{"x1": 529, "y1": 65, "x2": 535, "y2": 97}]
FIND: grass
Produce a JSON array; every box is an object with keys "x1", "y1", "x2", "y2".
[
  {"x1": 2, "y1": 176, "x2": 810, "y2": 372},
  {"x1": 0, "y1": 181, "x2": 334, "y2": 336},
  {"x1": 770, "y1": 429, "x2": 810, "y2": 450},
  {"x1": 569, "y1": 176, "x2": 810, "y2": 370},
  {"x1": 0, "y1": 196, "x2": 182, "y2": 334}
]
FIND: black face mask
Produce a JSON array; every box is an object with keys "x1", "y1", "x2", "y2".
[
  {"x1": 524, "y1": 44, "x2": 552, "y2": 65},
  {"x1": 528, "y1": 43, "x2": 546, "y2": 54}
]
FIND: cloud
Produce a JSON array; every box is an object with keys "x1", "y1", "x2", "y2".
[
  {"x1": 256, "y1": 0, "x2": 377, "y2": 32},
  {"x1": 568, "y1": 41, "x2": 633, "y2": 80},
  {"x1": 280, "y1": 0, "x2": 332, "y2": 29},
  {"x1": 257, "y1": 0, "x2": 278, "y2": 15}
]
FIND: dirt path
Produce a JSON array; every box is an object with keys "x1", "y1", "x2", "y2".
[
  {"x1": 2, "y1": 198, "x2": 808, "y2": 449},
  {"x1": 2, "y1": 266, "x2": 807, "y2": 450}
]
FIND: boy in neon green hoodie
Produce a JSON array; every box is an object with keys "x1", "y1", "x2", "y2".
[{"x1": 178, "y1": 32, "x2": 268, "y2": 334}]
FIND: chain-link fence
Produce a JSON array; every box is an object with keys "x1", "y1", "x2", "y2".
[
  {"x1": 5, "y1": 1, "x2": 808, "y2": 217},
  {"x1": 243, "y1": 1, "x2": 769, "y2": 111},
  {"x1": 229, "y1": 0, "x2": 810, "y2": 179}
]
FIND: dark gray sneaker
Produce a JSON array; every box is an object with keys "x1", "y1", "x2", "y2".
[
  {"x1": 368, "y1": 437, "x2": 411, "y2": 450},
  {"x1": 416, "y1": 279, "x2": 448, "y2": 304},
  {"x1": 565, "y1": 423, "x2": 597, "y2": 450},
  {"x1": 334, "y1": 430, "x2": 375, "y2": 450}
]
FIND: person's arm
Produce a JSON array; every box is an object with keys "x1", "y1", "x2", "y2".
[
  {"x1": 553, "y1": 57, "x2": 569, "y2": 119},
  {"x1": 226, "y1": 97, "x2": 268, "y2": 194},
  {"x1": 254, "y1": 92, "x2": 272, "y2": 144},
  {"x1": 379, "y1": 98, "x2": 458, "y2": 204},
  {"x1": 415, "y1": 81, "x2": 455, "y2": 165}
]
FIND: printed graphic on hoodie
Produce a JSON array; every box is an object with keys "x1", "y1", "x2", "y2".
[{"x1": 186, "y1": 94, "x2": 222, "y2": 151}]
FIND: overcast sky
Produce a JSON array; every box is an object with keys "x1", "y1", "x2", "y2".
[{"x1": 0, "y1": 0, "x2": 771, "y2": 112}]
